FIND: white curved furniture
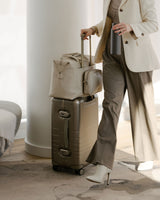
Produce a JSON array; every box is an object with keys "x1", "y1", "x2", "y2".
[{"x1": 0, "y1": 101, "x2": 22, "y2": 157}]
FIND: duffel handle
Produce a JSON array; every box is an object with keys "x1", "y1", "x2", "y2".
[{"x1": 81, "y1": 33, "x2": 92, "y2": 68}]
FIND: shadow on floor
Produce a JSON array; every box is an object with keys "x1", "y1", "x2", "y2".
[
  {"x1": 1, "y1": 147, "x2": 160, "y2": 199},
  {"x1": 89, "y1": 177, "x2": 160, "y2": 194}
]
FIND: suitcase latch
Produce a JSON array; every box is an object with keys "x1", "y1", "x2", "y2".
[
  {"x1": 60, "y1": 148, "x2": 71, "y2": 156},
  {"x1": 59, "y1": 110, "x2": 70, "y2": 119}
]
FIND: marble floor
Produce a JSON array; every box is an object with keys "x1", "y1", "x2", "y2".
[{"x1": 0, "y1": 120, "x2": 160, "y2": 200}]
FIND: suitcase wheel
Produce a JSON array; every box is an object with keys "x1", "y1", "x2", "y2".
[
  {"x1": 53, "y1": 165, "x2": 84, "y2": 175},
  {"x1": 75, "y1": 168, "x2": 85, "y2": 176},
  {"x1": 53, "y1": 165, "x2": 62, "y2": 172}
]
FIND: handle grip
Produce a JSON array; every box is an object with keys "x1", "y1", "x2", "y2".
[{"x1": 81, "y1": 33, "x2": 92, "y2": 68}]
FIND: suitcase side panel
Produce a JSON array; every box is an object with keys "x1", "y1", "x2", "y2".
[
  {"x1": 79, "y1": 96, "x2": 98, "y2": 164},
  {"x1": 51, "y1": 96, "x2": 98, "y2": 169},
  {"x1": 51, "y1": 98, "x2": 81, "y2": 168}
]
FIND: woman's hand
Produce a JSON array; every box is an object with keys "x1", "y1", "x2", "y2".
[
  {"x1": 80, "y1": 28, "x2": 93, "y2": 40},
  {"x1": 112, "y1": 23, "x2": 133, "y2": 36}
]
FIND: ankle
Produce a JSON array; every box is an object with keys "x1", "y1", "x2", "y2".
[
  {"x1": 97, "y1": 163, "x2": 112, "y2": 169},
  {"x1": 96, "y1": 164, "x2": 112, "y2": 173}
]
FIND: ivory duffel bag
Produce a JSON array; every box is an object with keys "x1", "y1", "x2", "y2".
[{"x1": 49, "y1": 34, "x2": 102, "y2": 100}]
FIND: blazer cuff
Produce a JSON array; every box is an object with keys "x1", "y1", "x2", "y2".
[
  {"x1": 130, "y1": 23, "x2": 144, "y2": 39},
  {"x1": 90, "y1": 26, "x2": 98, "y2": 35}
]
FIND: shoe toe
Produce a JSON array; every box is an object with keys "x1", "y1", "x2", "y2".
[{"x1": 86, "y1": 176, "x2": 101, "y2": 183}]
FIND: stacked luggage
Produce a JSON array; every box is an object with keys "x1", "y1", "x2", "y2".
[{"x1": 49, "y1": 34, "x2": 102, "y2": 175}]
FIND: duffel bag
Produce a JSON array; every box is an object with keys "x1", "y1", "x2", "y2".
[{"x1": 49, "y1": 34, "x2": 102, "y2": 100}]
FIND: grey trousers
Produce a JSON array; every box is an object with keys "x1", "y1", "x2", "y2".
[{"x1": 86, "y1": 32, "x2": 160, "y2": 169}]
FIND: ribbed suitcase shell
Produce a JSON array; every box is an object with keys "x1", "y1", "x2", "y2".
[{"x1": 51, "y1": 95, "x2": 98, "y2": 174}]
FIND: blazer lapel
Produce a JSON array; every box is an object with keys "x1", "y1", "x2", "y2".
[
  {"x1": 103, "y1": 0, "x2": 128, "y2": 21},
  {"x1": 102, "y1": 0, "x2": 129, "y2": 33},
  {"x1": 103, "y1": 0, "x2": 111, "y2": 27},
  {"x1": 119, "y1": 0, "x2": 128, "y2": 8}
]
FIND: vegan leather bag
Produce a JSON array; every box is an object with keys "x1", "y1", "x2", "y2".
[{"x1": 49, "y1": 34, "x2": 102, "y2": 99}]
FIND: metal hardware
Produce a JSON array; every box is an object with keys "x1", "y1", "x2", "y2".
[
  {"x1": 60, "y1": 148, "x2": 70, "y2": 156},
  {"x1": 59, "y1": 110, "x2": 70, "y2": 118}
]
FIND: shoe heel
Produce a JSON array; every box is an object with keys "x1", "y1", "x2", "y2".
[
  {"x1": 107, "y1": 172, "x2": 111, "y2": 185},
  {"x1": 104, "y1": 173, "x2": 111, "y2": 187}
]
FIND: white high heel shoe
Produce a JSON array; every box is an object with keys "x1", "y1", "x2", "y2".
[
  {"x1": 136, "y1": 161, "x2": 153, "y2": 171},
  {"x1": 86, "y1": 164, "x2": 112, "y2": 186}
]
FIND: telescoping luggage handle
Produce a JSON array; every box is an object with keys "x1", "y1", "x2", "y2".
[{"x1": 81, "y1": 33, "x2": 92, "y2": 68}]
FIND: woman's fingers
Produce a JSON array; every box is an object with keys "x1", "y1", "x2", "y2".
[
  {"x1": 80, "y1": 28, "x2": 91, "y2": 40},
  {"x1": 82, "y1": 32, "x2": 89, "y2": 39},
  {"x1": 113, "y1": 25, "x2": 126, "y2": 31},
  {"x1": 112, "y1": 23, "x2": 132, "y2": 35},
  {"x1": 83, "y1": 33, "x2": 89, "y2": 40},
  {"x1": 114, "y1": 28, "x2": 126, "y2": 33},
  {"x1": 119, "y1": 30, "x2": 127, "y2": 36},
  {"x1": 112, "y1": 23, "x2": 126, "y2": 30},
  {"x1": 80, "y1": 29, "x2": 87, "y2": 36}
]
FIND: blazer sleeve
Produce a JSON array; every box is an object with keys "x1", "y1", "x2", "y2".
[
  {"x1": 130, "y1": 0, "x2": 159, "y2": 39},
  {"x1": 90, "y1": 20, "x2": 103, "y2": 37}
]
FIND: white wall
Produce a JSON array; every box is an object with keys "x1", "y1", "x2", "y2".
[{"x1": 0, "y1": 0, "x2": 26, "y2": 118}]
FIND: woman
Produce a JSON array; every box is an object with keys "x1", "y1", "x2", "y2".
[{"x1": 81, "y1": 0, "x2": 160, "y2": 185}]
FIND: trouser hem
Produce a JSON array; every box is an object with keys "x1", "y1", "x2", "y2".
[{"x1": 86, "y1": 159, "x2": 113, "y2": 170}]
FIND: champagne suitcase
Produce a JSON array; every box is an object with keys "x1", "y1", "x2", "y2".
[{"x1": 51, "y1": 95, "x2": 98, "y2": 175}]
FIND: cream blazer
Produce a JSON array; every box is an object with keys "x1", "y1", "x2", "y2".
[{"x1": 93, "y1": 0, "x2": 160, "y2": 72}]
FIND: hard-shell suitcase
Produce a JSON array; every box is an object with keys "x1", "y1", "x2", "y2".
[{"x1": 51, "y1": 94, "x2": 98, "y2": 175}]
